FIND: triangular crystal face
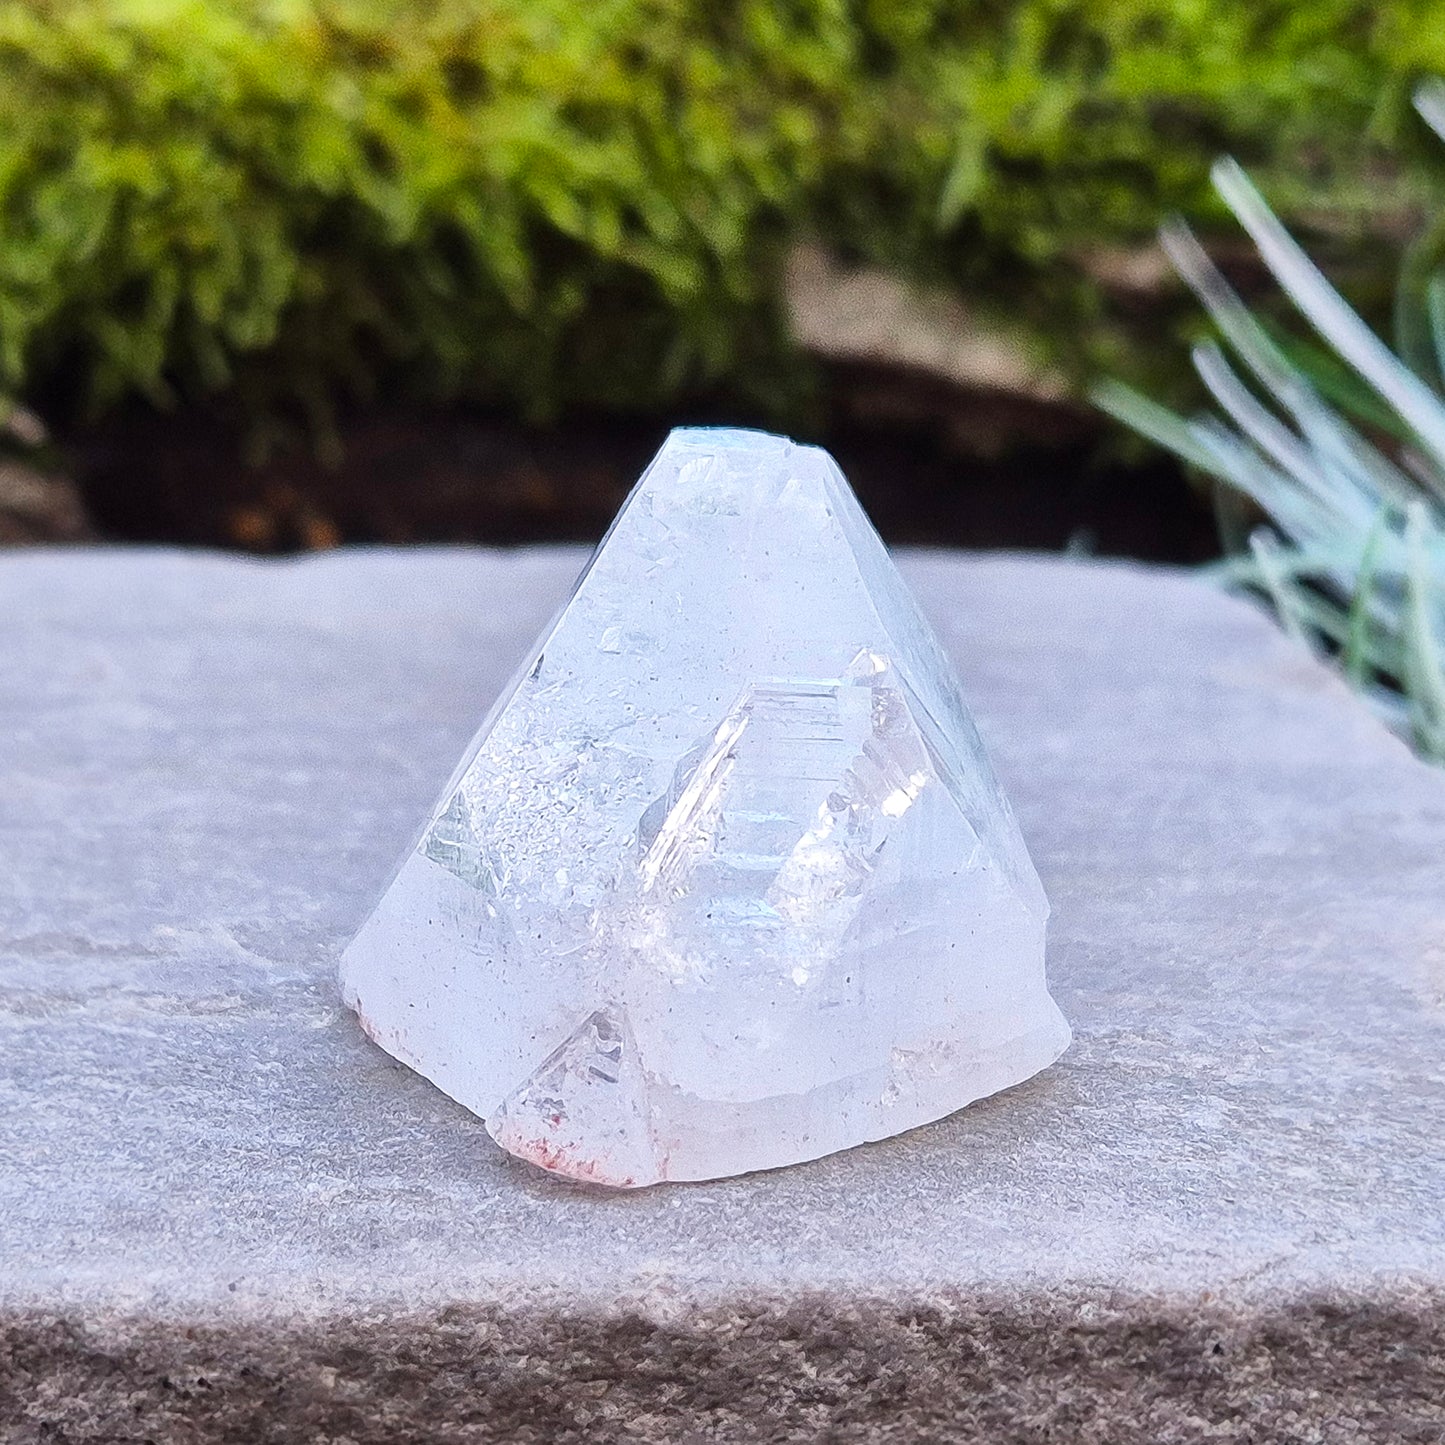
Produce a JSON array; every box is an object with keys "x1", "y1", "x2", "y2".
[
  {"x1": 486, "y1": 1007, "x2": 660, "y2": 1189},
  {"x1": 341, "y1": 428, "x2": 1069, "y2": 1187}
]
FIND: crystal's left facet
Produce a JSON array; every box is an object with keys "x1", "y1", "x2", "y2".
[{"x1": 341, "y1": 427, "x2": 1069, "y2": 1187}]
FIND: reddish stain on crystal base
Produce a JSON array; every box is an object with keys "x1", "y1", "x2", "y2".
[{"x1": 503, "y1": 1132, "x2": 636, "y2": 1190}]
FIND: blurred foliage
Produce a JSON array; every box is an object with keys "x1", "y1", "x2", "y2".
[
  {"x1": 1097, "y1": 85, "x2": 1445, "y2": 758},
  {"x1": 1, "y1": 0, "x2": 1444, "y2": 441}
]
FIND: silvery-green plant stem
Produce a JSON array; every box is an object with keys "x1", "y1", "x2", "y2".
[
  {"x1": 1343, "y1": 511, "x2": 1390, "y2": 688},
  {"x1": 1404, "y1": 503, "x2": 1445, "y2": 753}
]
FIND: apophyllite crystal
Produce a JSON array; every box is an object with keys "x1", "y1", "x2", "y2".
[{"x1": 342, "y1": 428, "x2": 1069, "y2": 1187}]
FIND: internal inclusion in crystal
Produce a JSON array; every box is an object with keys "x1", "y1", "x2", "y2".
[
  {"x1": 632, "y1": 654, "x2": 950, "y2": 967},
  {"x1": 341, "y1": 426, "x2": 1070, "y2": 1188}
]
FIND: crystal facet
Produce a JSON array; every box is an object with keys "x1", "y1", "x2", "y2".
[{"x1": 341, "y1": 428, "x2": 1070, "y2": 1187}]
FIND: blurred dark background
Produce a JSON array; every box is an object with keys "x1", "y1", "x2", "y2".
[{"x1": 2, "y1": 0, "x2": 1442, "y2": 558}]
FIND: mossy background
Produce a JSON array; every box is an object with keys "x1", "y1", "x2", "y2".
[{"x1": 1, "y1": 0, "x2": 1443, "y2": 450}]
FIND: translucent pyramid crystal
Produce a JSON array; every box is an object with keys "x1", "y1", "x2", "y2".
[{"x1": 341, "y1": 428, "x2": 1069, "y2": 1187}]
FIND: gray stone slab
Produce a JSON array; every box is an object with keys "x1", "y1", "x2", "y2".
[{"x1": 2, "y1": 546, "x2": 1442, "y2": 1441}]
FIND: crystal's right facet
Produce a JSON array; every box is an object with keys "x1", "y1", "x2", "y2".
[{"x1": 341, "y1": 428, "x2": 1070, "y2": 1188}]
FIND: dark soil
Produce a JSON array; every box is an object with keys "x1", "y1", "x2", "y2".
[{"x1": 67, "y1": 365, "x2": 1219, "y2": 562}]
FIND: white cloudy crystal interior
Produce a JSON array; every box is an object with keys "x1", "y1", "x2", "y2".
[{"x1": 341, "y1": 427, "x2": 1069, "y2": 1187}]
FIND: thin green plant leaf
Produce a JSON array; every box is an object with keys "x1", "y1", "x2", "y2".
[
  {"x1": 1160, "y1": 219, "x2": 1302, "y2": 400},
  {"x1": 1394, "y1": 205, "x2": 1445, "y2": 391},
  {"x1": 1427, "y1": 274, "x2": 1445, "y2": 385},
  {"x1": 1257, "y1": 317, "x2": 1414, "y2": 441},
  {"x1": 1246, "y1": 531, "x2": 1315, "y2": 648},
  {"x1": 1403, "y1": 502, "x2": 1445, "y2": 756},
  {"x1": 1090, "y1": 379, "x2": 1229, "y2": 478},
  {"x1": 1343, "y1": 508, "x2": 1391, "y2": 688},
  {"x1": 1213, "y1": 158, "x2": 1445, "y2": 472},
  {"x1": 1192, "y1": 340, "x2": 1314, "y2": 484}
]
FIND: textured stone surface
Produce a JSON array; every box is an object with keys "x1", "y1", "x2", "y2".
[
  {"x1": 2, "y1": 546, "x2": 1443, "y2": 1440},
  {"x1": 344, "y1": 429, "x2": 1068, "y2": 1187}
]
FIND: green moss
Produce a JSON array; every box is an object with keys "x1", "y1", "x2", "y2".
[{"x1": 0, "y1": 0, "x2": 1442, "y2": 435}]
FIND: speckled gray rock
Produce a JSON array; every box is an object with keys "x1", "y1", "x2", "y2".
[{"x1": 2, "y1": 547, "x2": 1442, "y2": 1443}]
